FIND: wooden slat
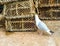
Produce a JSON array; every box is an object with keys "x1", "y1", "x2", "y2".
[
  {"x1": 22, "y1": 18, "x2": 24, "y2": 29},
  {"x1": 5, "y1": 15, "x2": 34, "y2": 19},
  {"x1": 11, "y1": 28, "x2": 35, "y2": 31},
  {"x1": 49, "y1": 10, "x2": 60, "y2": 12},
  {"x1": 8, "y1": 21, "x2": 12, "y2": 30},
  {"x1": 39, "y1": 17, "x2": 60, "y2": 20},
  {"x1": 10, "y1": 21, "x2": 34, "y2": 23},
  {"x1": 0, "y1": 0, "x2": 17, "y2": 4},
  {"x1": 39, "y1": 4, "x2": 60, "y2": 7},
  {"x1": 3, "y1": 4, "x2": 6, "y2": 16},
  {"x1": 10, "y1": 7, "x2": 30, "y2": 10},
  {"x1": 5, "y1": 20, "x2": 8, "y2": 30}
]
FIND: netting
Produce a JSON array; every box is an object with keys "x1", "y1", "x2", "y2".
[
  {"x1": 6, "y1": 1, "x2": 31, "y2": 16},
  {"x1": 5, "y1": 16, "x2": 36, "y2": 32},
  {"x1": 38, "y1": 0, "x2": 60, "y2": 19},
  {"x1": 39, "y1": 9, "x2": 60, "y2": 19}
]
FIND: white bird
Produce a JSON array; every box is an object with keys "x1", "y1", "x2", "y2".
[{"x1": 35, "y1": 14, "x2": 54, "y2": 35}]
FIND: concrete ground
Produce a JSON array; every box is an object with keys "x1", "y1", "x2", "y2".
[{"x1": 0, "y1": 20, "x2": 60, "y2": 46}]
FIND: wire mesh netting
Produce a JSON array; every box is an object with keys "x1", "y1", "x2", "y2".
[
  {"x1": 6, "y1": 16, "x2": 36, "y2": 32},
  {"x1": 38, "y1": 0, "x2": 60, "y2": 19},
  {"x1": 11, "y1": 23, "x2": 22, "y2": 29},
  {"x1": 52, "y1": 12, "x2": 60, "y2": 17},
  {"x1": 38, "y1": 9, "x2": 60, "y2": 19},
  {"x1": 5, "y1": 1, "x2": 31, "y2": 16}
]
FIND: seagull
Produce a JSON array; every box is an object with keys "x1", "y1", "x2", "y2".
[{"x1": 35, "y1": 14, "x2": 54, "y2": 35}]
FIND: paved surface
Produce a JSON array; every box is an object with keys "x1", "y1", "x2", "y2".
[{"x1": 0, "y1": 20, "x2": 60, "y2": 46}]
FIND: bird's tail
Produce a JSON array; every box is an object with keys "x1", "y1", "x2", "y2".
[
  {"x1": 48, "y1": 30, "x2": 54, "y2": 35},
  {"x1": 50, "y1": 30, "x2": 54, "y2": 34},
  {"x1": 47, "y1": 30, "x2": 54, "y2": 35}
]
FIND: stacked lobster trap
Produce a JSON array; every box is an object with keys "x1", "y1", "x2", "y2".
[
  {"x1": 4, "y1": 0, "x2": 37, "y2": 31},
  {"x1": 38, "y1": 0, "x2": 60, "y2": 20},
  {"x1": 0, "y1": 0, "x2": 60, "y2": 31}
]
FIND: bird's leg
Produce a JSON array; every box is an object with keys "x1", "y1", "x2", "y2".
[
  {"x1": 37, "y1": 30, "x2": 43, "y2": 35},
  {"x1": 40, "y1": 31, "x2": 43, "y2": 35}
]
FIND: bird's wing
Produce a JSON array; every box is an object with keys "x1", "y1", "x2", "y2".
[{"x1": 37, "y1": 21, "x2": 50, "y2": 31}]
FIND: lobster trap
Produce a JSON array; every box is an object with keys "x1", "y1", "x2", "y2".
[
  {"x1": 37, "y1": 0, "x2": 60, "y2": 20},
  {"x1": 4, "y1": 0, "x2": 37, "y2": 32},
  {"x1": 5, "y1": 14, "x2": 37, "y2": 32}
]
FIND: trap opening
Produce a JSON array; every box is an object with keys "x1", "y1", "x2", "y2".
[{"x1": 0, "y1": 4, "x2": 4, "y2": 14}]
